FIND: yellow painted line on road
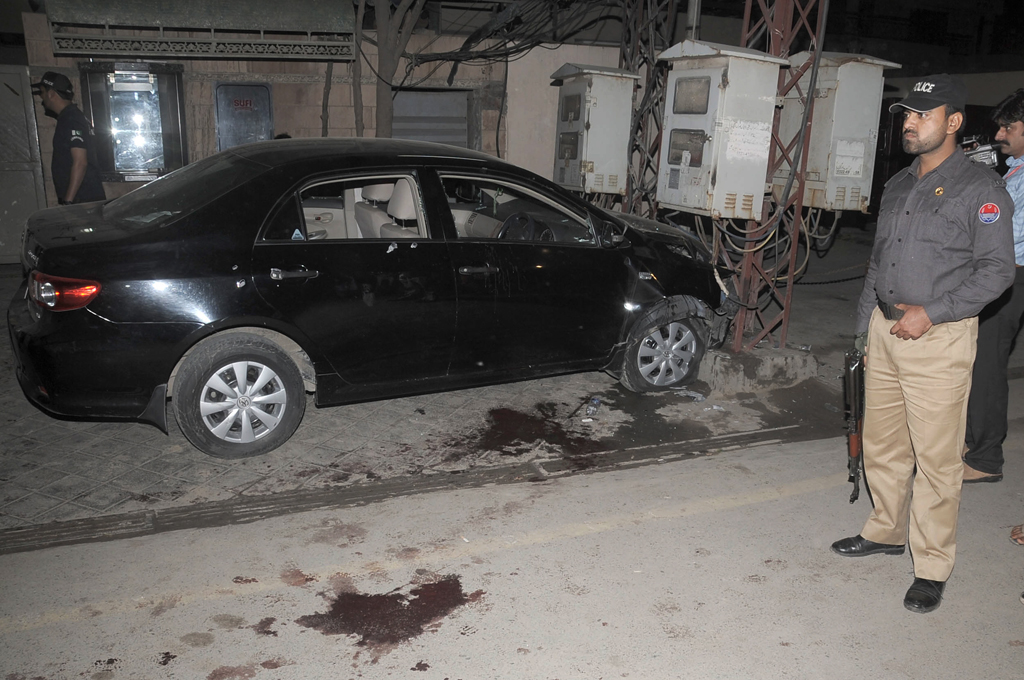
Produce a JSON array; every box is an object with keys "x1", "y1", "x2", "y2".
[
  {"x1": 0, "y1": 471, "x2": 847, "y2": 635},
  {"x1": 432, "y1": 472, "x2": 848, "y2": 559}
]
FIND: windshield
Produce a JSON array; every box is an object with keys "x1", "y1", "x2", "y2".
[{"x1": 102, "y1": 150, "x2": 271, "y2": 229}]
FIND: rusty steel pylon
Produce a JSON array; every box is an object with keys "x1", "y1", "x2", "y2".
[
  {"x1": 619, "y1": 0, "x2": 828, "y2": 351},
  {"x1": 619, "y1": 0, "x2": 678, "y2": 219},
  {"x1": 727, "y1": 0, "x2": 830, "y2": 352}
]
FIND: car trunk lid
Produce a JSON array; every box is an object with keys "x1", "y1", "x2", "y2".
[{"x1": 22, "y1": 202, "x2": 125, "y2": 271}]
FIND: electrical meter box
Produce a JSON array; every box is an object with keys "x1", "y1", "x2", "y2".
[
  {"x1": 772, "y1": 52, "x2": 900, "y2": 212},
  {"x1": 550, "y1": 64, "x2": 639, "y2": 194},
  {"x1": 656, "y1": 40, "x2": 788, "y2": 221}
]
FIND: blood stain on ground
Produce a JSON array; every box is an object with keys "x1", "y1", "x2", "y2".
[
  {"x1": 597, "y1": 384, "x2": 713, "y2": 448},
  {"x1": 212, "y1": 614, "x2": 245, "y2": 629},
  {"x1": 395, "y1": 547, "x2": 420, "y2": 560},
  {"x1": 251, "y1": 617, "x2": 279, "y2": 636},
  {"x1": 295, "y1": 574, "x2": 483, "y2": 648},
  {"x1": 158, "y1": 652, "x2": 176, "y2": 666},
  {"x1": 149, "y1": 595, "x2": 181, "y2": 616},
  {"x1": 206, "y1": 665, "x2": 257, "y2": 680},
  {"x1": 308, "y1": 520, "x2": 367, "y2": 547},
  {"x1": 444, "y1": 402, "x2": 603, "y2": 461},
  {"x1": 281, "y1": 567, "x2": 318, "y2": 586},
  {"x1": 326, "y1": 572, "x2": 357, "y2": 595},
  {"x1": 181, "y1": 632, "x2": 216, "y2": 647}
]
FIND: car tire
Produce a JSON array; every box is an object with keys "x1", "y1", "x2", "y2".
[
  {"x1": 620, "y1": 300, "x2": 708, "y2": 392},
  {"x1": 173, "y1": 333, "x2": 306, "y2": 458}
]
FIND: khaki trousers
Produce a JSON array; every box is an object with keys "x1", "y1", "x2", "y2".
[{"x1": 860, "y1": 307, "x2": 977, "y2": 581}]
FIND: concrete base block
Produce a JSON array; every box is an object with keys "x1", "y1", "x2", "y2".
[{"x1": 698, "y1": 347, "x2": 819, "y2": 394}]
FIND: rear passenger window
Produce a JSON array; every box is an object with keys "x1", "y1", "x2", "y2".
[
  {"x1": 262, "y1": 174, "x2": 426, "y2": 241},
  {"x1": 266, "y1": 175, "x2": 425, "y2": 241}
]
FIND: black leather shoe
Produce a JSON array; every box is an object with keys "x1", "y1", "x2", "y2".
[
  {"x1": 904, "y1": 578, "x2": 945, "y2": 613},
  {"x1": 831, "y1": 535, "x2": 905, "y2": 557}
]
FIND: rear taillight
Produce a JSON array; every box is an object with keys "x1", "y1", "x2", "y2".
[{"x1": 29, "y1": 272, "x2": 101, "y2": 311}]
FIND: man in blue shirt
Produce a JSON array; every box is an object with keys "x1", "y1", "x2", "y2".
[{"x1": 964, "y1": 89, "x2": 1024, "y2": 483}]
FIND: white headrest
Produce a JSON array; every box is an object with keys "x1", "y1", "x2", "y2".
[
  {"x1": 387, "y1": 178, "x2": 418, "y2": 221},
  {"x1": 362, "y1": 183, "x2": 394, "y2": 203}
]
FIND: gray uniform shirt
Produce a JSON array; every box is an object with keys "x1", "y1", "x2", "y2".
[{"x1": 855, "y1": 149, "x2": 1015, "y2": 334}]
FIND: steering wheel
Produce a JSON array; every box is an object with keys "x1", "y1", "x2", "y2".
[{"x1": 496, "y1": 212, "x2": 537, "y2": 240}]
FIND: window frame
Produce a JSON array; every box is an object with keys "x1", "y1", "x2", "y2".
[
  {"x1": 260, "y1": 171, "x2": 431, "y2": 243},
  {"x1": 437, "y1": 172, "x2": 597, "y2": 245},
  {"x1": 79, "y1": 61, "x2": 188, "y2": 183}
]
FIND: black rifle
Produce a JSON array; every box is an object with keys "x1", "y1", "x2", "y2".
[{"x1": 843, "y1": 349, "x2": 865, "y2": 503}]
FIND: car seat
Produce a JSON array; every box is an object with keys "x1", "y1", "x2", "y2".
[
  {"x1": 379, "y1": 178, "x2": 420, "y2": 239},
  {"x1": 354, "y1": 182, "x2": 395, "y2": 239}
]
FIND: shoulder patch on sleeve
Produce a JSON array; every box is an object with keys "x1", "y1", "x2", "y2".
[{"x1": 978, "y1": 203, "x2": 1001, "y2": 223}]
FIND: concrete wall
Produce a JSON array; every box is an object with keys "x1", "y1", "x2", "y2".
[{"x1": 504, "y1": 43, "x2": 621, "y2": 181}]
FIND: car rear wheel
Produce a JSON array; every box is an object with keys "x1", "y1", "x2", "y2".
[
  {"x1": 173, "y1": 333, "x2": 306, "y2": 458},
  {"x1": 620, "y1": 302, "x2": 707, "y2": 392}
]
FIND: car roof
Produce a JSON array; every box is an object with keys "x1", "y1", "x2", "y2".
[{"x1": 228, "y1": 137, "x2": 502, "y2": 168}]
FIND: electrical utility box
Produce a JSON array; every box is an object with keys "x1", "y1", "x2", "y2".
[
  {"x1": 772, "y1": 52, "x2": 900, "y2": 212},
  {"x1": 550, "y1": 64, "x2": 639, "y2": 195},
  {"x1": 656, "y1": 40, "x2": 788, "y2": 221}
]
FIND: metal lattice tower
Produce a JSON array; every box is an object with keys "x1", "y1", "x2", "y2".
[
  {"x1": 727, "y1": 0, "x2": 829, "y2": 351},
  {"x1": 619, "y1": 0, "x2": 678, "y2": 219},
  {"x1": 619, "y1": 0, "x2": 828, "y2": 352}
]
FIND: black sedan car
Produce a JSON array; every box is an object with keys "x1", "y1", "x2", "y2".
[{"x1": 8, "y1": 138, "x2": 732, "y2": 458}]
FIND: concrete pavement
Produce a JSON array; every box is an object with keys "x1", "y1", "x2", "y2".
[{"x1": 0, "y1": 249, "x2": 831, "y2": 546}]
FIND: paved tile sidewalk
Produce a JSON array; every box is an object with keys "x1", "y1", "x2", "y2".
[{"x1": 0, "y1": 264, "x2": 846, "y2": 536}]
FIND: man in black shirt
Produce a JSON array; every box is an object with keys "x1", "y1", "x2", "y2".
[{"x1": 32, "y1": 71, "x2": 106, "y2": 205}]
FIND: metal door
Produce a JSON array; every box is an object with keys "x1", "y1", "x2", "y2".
[
  {"x1": 393, "y1": 90, "x2": 468, "y2": 147},
  {"x1": 659, "y1": 67, "x2": 721, "y2": 213},
  {"x1": 215, "y1": 83, "x2": 274, "y2": 151},
  {"x1": 0, "y1": 66, "x2": 47, "y2": 264}
]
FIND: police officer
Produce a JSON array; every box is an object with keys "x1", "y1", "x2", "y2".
[
  {"x1": 831, "y1": 75, "x2": 1015, "y2": 613},
  {"x1": 31, "y1": 71, "x2": 106, "y2": 205}
]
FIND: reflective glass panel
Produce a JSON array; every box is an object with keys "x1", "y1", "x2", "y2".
[{"x1": 108, "y1": 72, "x2": 164, "y2": 172}]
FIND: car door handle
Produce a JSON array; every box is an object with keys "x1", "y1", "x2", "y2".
[
  {"x1": 270, "y1": 267, "x2": 319, "y2": 280},
  {"x1": 458, "y1": 265, "x2": 499, "y2": 275}
]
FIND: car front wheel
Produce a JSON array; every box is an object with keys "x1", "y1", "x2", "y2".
[
  {"x1": 620, "y1": 303, "x2": 707, "y2": 392},
  {"x1": 173, "y1": 333, "x2": 306, "y2": 458}
]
